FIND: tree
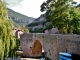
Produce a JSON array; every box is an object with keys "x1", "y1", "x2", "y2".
[
  {"x1": 70, "y1": 7, "x2": 80, "y2": 34},
  {"x1": 40, "y1": 0, "x2": 80, "y2": 34},
  {"x1": 0, "y1": 0, "x2": 18, "y2": 59},
  {"x1": 22, "y1": 25, "x2": 29, "y2": 33}
]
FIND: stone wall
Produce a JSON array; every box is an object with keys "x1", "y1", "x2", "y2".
[{"x1": 20, "y1": 33, "x2": 80, "y2": 60}]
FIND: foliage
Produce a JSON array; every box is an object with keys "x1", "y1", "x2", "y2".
[
  {"x1": 7, "y1": 8, "x2": 35, "y2": 26},
  {"x1": 28, "y1": 21, "x2": 47, "y2": 27},
  {"x1": 22, "y1": 25, "x2": 29, "y2": 33},
  {"x1": 28, "y1": 20, "x2": 53, "y2": 33},
  {"x1": 29, "y1": 24, "x2": 52, "y2": 33},
  {"x1": 0, "y1": 0, "x2": 19, "y2": 59},
  {"x1": 40, "y1": 0, "x2": 80, "y2": 34}
]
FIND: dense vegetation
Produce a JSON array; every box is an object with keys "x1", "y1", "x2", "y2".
[
  {"x1": 0, "y1": 0, "x2": 19, "y2": 59},
  {"x1": 30, "y1": 24, "x2": 53, "y2": 33},
  {"x1": 27, "y1": 21, "x2": 47, "y2": 27},
  {"x1": 41, "y1": 0, "x2": 80, "y2": 34},
  {"x1": 7, "y1": 8, "x2": 35, "y2": 26},
  {"x1": 27, "y1": 21, "x2": 52, "y2": 33},
  {"x1": 22, "y1": 25, "x2": 29, "y2": 33}
]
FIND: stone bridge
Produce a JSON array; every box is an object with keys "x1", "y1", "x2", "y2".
[{"x1": 20, "y1": 33, "x2": 80, "y2": 60}]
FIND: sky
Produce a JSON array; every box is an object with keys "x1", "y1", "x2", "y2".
[{"x1": 3, "y1": 0, "x2": 80, "y2": 18}]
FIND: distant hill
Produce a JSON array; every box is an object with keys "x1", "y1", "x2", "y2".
[
  {"x1": 7, "y1": 8, "x2": 35, "y2": 26},
  {"x1": 27, "y1": 14, "x2": 52, "y2": 33}
]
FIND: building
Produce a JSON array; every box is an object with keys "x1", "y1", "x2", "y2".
[{"x1": 12, "y1": 27, "x2": 24, "y2": 39}]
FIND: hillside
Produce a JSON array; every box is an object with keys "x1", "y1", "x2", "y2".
[
  {"x1": 7, "y1": 8, "x2": 35, "y2": 26},
  {"x1": 27, "y1": 14, "x2": 52, "y2": 33}
]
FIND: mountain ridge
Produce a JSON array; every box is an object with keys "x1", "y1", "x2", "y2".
[{"x1": 7, "y1": 8, "x2": 35, "y2": 26}]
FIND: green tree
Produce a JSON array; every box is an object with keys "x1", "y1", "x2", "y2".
[
  {"x1": 0, "y1": 0, "x2": 18, "y2": 59},
  {"x1": 22, "y1": 25, "x2": 29, "y2": 33},
  {"x1": 40, "y1": 0, "x2": 80, "y2": 34}
]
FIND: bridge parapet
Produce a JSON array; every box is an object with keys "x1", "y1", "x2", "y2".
[{"x1": 20, "y1": 33, "x2": 80, "y2": 60}]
